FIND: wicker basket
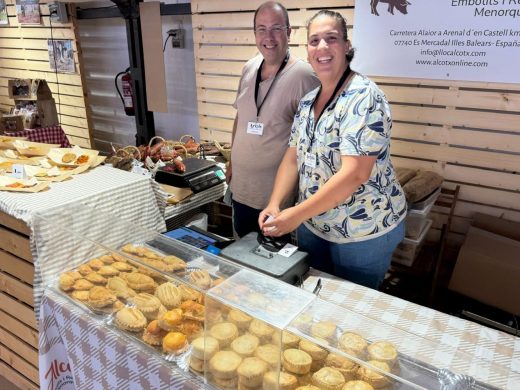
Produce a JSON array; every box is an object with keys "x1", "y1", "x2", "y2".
[{"x1": 214, "y1": 140, "x2": 231, "y2": 161}]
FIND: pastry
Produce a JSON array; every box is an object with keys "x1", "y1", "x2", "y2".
[
  {"x1": 77, "y1": 264, "x2": 93, "y2": 276},
  {"x1": 367, "y1": 341, "x2": 398, "y2": 368},
  {"x1": 87, "y1": 286, "x2": 117, "y2": 308},
  {"x1": 263, "y1": 370, "x2": 298, "y2": 390},
  {"x1": 180, "y1": 300, "x2": 205, "y2": 322},
  {"x1": 231, "y1": 334, "x2": 259, "y2": 358},
  {"x1": 237, "y1": 357, "x2": 268, "y2": 387},
  {"x1": 179, "y1": 284, "x2": 202, "y2": 302},
  {"x1": 325, "y1": 353, "x2": 358, "y2": 381},
  {"x1": 209, "y1": 350, "x2": 242, "y2": 379},
  {"x1": 312, "y1": 367, "x2": 345, "y2": 390},
  {"x1": 111, "y1": 252, "x2": 127, "y2": 263},
  {"x1": 189, "y1": 356, "x2": 205, "y2": 373},
  {"x1": 115, "y1": 307, "x2": 147, "y2": 332},
  {"x1": 84, "y1": 272, "x2": 107, "y2": 285},
  {"x1": 191, "y1": 336, "x2": 219, "y2": 360},
  {"x1": 296, "y1": 386, "x2": 321, "y2": 390},
  {"x1": 292, "y1": 313, "x2": 313, "y2": 330},
  {"x1": 189, "y1": 269, "x2": 213, "y2": 289},
  {"x1": 72, "y1": 278, "x2": 94, "y2": 291},
  {"x1": 213, "y1": 376, "x2": 238, "y2": 389},
  {"x1": 248, "y1": 319, "x2": 274, "y2": 343},
  {"x1": 299, "y1": 339, "x2": 328, "y2": 361},
  {"x1": 162, "y1": 331, "x2": 187, "y2": 354},
  {"x1": 283, "y1": 349, "x2": 312, "y2": 375},
  {"x1": 338, "y1": 332, "x2": 367, "y2": 359},
  {"x1": 97, "y1": 265, "x2": 119, "y2": 277},
  {"x1": 59, "y1": 273, "x2": 77, "y2": 291},
  {"x1": 154, "y1": 282, "x2": 182, "y2": 309},
  {"x1": 70, "y1": 290, "x2": 89, "y2": 301},
  {"x1": 121, "y1": 243, "x2": 139, "y2": 254},
  {"x1": 342, "y1": 380, "x2": 375, "y2": 390},
  {"x1": 99, "y1": 254, "x2": 114, "y2": 264},
  {"x1": 162, "y1": 255, "x2": 187, "y2": 274},
  {"x1": 254, "y1": 344, "x2": 280, "y2": 368},
  {"x1": 178, "y1": 319, "x2": 203, "y2": 341},
  {"x1": 142, "y1": 319, "x2": 166, "y2": 346},
  {"x1": 87, "y1": 258, "x2": 104, "y2": 271},
  {"x1": 311, "y1": 321, "x2": 337, "y2": 341},
  {"x1": 228, "y1": 308, "x2": 253, "y2": 330},
  {"x1": 111, "y1": 261, "x2": 135, "y2": 272},
  {"x1": 357, "y1": 361, "x2": 392, "y2": 389},
  {"x1": 106, "y1": 276, "x2": 135, "y2": 300},
  {"x1": 131, "y1": 293, "x2": 162, "y2": 320},
  {"x1": 272, "y1": 330, "x2": 300, "y2": 349},
  {"x1": 158, "y1": 308, "x2": 183, "y2": 331},
  {"x1": 61, "y1": 152, "x2": 76, "y2": 163},
  {"x1": 210, "y1": 322, "x2": 238, "y2": 348},
  {"x1": 121, "y1": 272, "x2": 156, "y2": 292}
]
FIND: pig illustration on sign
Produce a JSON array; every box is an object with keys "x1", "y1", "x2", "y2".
[{"x1": 371, "y1": 0, "x2": 411, "y2": 16}]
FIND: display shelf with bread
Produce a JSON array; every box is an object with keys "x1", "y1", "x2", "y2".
[{"x1": 44, "y1": 207, "x2": 517, "y2": 390}]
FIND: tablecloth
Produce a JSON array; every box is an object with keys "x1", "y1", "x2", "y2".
[
  {"x1": 5, "y1": 125, "x2": 71, "y2": 147},
  {"x1": 39, "y1": 270, "x2": 520, "y2": 390},
  {"x1": 0, "y1": 165, "x2": 167, "y2": 321}
]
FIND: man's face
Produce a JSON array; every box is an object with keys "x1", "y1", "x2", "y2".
[{"x1": 254, "y1": 6, "x2": 291, "y2": 66}]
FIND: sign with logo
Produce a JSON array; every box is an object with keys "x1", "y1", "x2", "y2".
[
  {"x1": 40, "y1": 337, "x2": 75, "y2": 390},
  {"x1": 352, "y1": 1, "x2": 520, "y2": 83}
]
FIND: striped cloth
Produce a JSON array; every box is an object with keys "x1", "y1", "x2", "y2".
[{"x1": 0, "y1": 165, "x2": 167, "y2": 321}]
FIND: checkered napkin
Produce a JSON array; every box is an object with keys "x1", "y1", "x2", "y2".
[{"x1": 5, "y1": 125, "x2": 71, "y2": 147}]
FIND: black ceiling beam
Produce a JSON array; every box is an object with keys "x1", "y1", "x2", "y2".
[{"x1": 76, "y1": 3, "x2": 191, "y2": 19}]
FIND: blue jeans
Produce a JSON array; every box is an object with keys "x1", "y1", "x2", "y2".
[
  {"x1": 297, "y1": 221, "x2": 405, "y2": 290},
  {"x1": 232, "y1": 199, "x2": 262, "y2": 238}
]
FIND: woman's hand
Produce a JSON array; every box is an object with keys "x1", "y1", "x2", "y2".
[
  {"x1": 261, "y1": 207, "x2": 304, "y2": 237},
  {"x1": 258, "y1": 204, "x2": 280, "y2": 231}
]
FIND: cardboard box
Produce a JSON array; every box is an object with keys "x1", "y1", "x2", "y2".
[{"x1": 449, "y1": 225, "x2": 520, "y2": 315}]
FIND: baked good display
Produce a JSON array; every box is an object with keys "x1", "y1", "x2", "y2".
[
  {"x1": 189, "y1": 269, "x2": 213, "y2": 290},
  {"x1": 87, "y1": 258, "x2": 104, "y2": 271},
  {"x1": 263, "y1": 370, "x2": 298, "y2": 390},
  {"x1": 210, "y1": 322, "x2": 239, "y2": 348},
  {"x1": 311, "y1": 367, "x2": 346, "y2": 390},
  {"x1": 231, "y1": 334, "x2": 260, "y2": 358},
  {"x1": 273, "y1": 330, "x2": 300, "y2": 350},
  {"x1": 209, "y1": 350, "x2": 242, "y2": 379},
  {"x1": 191, "y1": 336, "x2": 219, "y2": 360},
  {"x1": 72, "y1": 278, "x2": 94, "y2": 291},
  {"x1": 283, "y1": 348, "x2": 312, "y2": 375},
  {"x1": 162, "y1": 255, "x2": 187, "y2": 275},
  {"x1": 357, "y1": 361, "x2": 392, "y2": 389},
  {"x1": 111, "y1": 261, "x2": 135, "y2": 272},
  {"x1": 237, "y1": 357, "x2": 268, "y2": 387},
  {"x1": 180, "y1": 300, "x2": 205, "y2": 322},
  {"x1": 131, "y1": 293, "x2": 163, "y2": 320},
  {"x1": 70, "y1": 290, "x2": 89, "y2": 301},
  {"x1": 87, "y1": 286, "x2": 118, "y2": 308},
  {"x1": 155, "y1": 282, "x2": 182, "y2": 309},
  {"x1": 106, "y1": 276, "x2": 136, "y2": 300},
  {"x1": 367, "y1": 341, "x2": 398, "y2": 368},
  {"x1": 341, "y1": 380, "x2": 375, "y2": 390},
  {"x1": 97, "y1": 265, "x2": 119, "y2": 277},
  {"x1": 179, "y1": 284, "x2": 203, "y2": 303},
  {"x1": 59, "y1": 272, "x2": 78, "y2": 291},
  {"x1": 299, "y1": 339, "x2": 328, "y2": 362},
  {"x1": 121, "y1": 272, "x2": 157, "y2": 292},
  {"x1": 162, "y1": 331, "x2": 188, "y2": 354},
  {"x1": 114, "y1": 307, "x2": 147, "y2": 332},
  {"x1": 178, "y1": 319, "x2": 203, "y2": 341},
  {"x1": 338, "y1": 332, "x2": 368, "y2": 359},
  {"x1": 84, "y1": 272, "x2": 107, "y2": 285}
]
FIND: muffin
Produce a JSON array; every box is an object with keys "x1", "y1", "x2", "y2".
[{"x1": 312, "y1": 367, "x2": 345, "y2": 390}]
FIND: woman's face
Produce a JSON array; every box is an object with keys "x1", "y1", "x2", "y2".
[{"x1": 307, "y1": 15, "x2": 351, "y2": 84}]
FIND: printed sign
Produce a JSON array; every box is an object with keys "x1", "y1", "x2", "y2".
[{"x1": 352, "y1": 1, "x2": 520, "y2": 83}]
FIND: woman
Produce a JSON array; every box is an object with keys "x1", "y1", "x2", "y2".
[{"x1": 258, "y1": 10, "x2": 407, "y2": 289}]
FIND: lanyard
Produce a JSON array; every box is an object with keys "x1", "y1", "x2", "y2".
[
  {"x1": 254, "y1": 51, "x2": 290, "y2": 118},
  {"x1": 306, "y1": 66, "x2": 352, "y2": 152}
]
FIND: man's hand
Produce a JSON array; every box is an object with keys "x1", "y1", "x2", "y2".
[{"x1": 225, "y1": 161, "x2": 232, "y2": 184}]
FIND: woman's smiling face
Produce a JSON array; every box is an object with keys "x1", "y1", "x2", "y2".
[{"x1": 307, "y1": 15, "x2": 351, "y2": 84}]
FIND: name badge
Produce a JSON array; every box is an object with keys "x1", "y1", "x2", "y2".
[
  {"x1": 304, "y1": 153, "x2": 316, "y2": 168},
  {"x1": 247, "y1": 121, "x2": 264, "y2": 136}
]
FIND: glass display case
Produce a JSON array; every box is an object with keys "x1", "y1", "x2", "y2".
[{"x1": 35, "y1": 204, "x2": 518, "y2": 390}]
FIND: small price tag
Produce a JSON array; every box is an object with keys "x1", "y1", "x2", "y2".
[
  {"x1": 278, "y1": 243, "x2": 298, "y2": 258},
  {"x1": 11, "y1": 164, "x2": 26, "y2": 179}
]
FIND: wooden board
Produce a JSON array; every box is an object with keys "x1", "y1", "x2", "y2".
[
  {"x1": 0, "y1": 226, "x2": 31, "y2": 262},
  {"x1": 0, "y1": 361, "x2": 38, "y2": 390}
]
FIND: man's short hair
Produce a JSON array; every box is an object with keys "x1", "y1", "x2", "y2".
[{"x1": 254, "y1": 1, "x2": 290, "y2": 30}]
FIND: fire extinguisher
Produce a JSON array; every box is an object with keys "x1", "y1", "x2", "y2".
[{"x1": 115, "y1": 67, "x2": 135, "y2": 116}]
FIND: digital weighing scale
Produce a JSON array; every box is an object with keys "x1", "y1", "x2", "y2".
[
  {"x1": 220, "y1": 232, "x2": 310, "y2": 285},
  {"x1": 154, "y1": 158, "x2": 225, "y2": 193}
]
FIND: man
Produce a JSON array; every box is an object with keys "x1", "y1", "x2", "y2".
[{"x1": 227, "y1": 1, "x2": 319, "y2": 237}]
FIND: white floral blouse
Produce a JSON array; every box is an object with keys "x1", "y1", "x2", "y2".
[{"x1": 288, "y1": 73, "x2": 407, "y2": 243}]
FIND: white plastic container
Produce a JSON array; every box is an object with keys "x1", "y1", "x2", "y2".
[{"x1": 394, "y1": 219, "x2": 432, "y2": 266}]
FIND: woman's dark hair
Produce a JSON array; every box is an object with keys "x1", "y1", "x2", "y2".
[{"x1": 306, "y1": 9, "x2": 355, "y2": 62}]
